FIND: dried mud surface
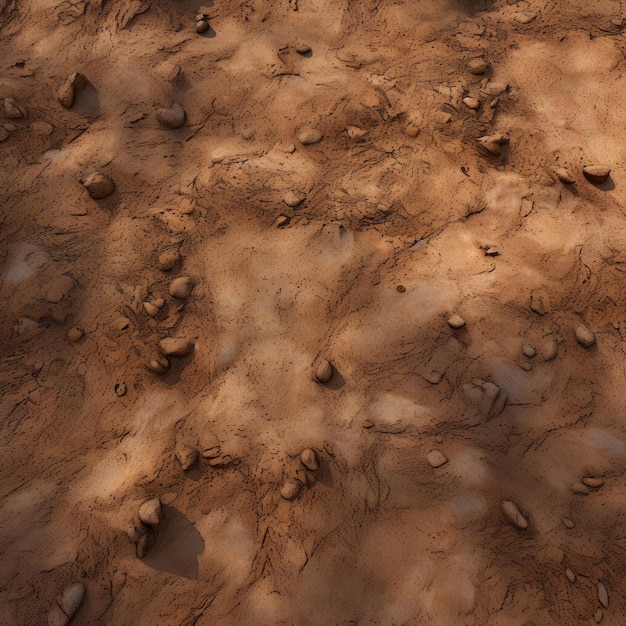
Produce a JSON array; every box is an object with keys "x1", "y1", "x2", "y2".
[{"x1": 2, "y1": 0, "x2": 626, "y2": 624}]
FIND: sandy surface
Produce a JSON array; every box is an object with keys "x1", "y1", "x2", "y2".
[{"x1": 2, "y1": 0, "x2": 626, "y2": 624}]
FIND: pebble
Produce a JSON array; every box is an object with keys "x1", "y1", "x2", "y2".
[
  {"x1": 196, "y1": 19, "x2": 209, "y2": 33},
  {"x1": 404, "y1": 123, "x2": 420, "y2": 137},
  {"x1": 83, "y1": 172, "x2": 115, "y2": 199},
  {"x1": 570, "y1": 482, "x2": 591, "y2": 495},
  {"x1": 598, "y1": 582, "x2": 609, "y2": 608},
  {"x1": 562, "y1": 517, "x2": 575, "y2": 528},
  {"x1": 169, "y1": 276, "x2": 193, "y2": 299},
  {"x1": 346, "y1": 125, "x2": 367, "y2": 140},
  {"x1": 565, "y1": 568, "x2": 576, "y2": 583},
  {"x1": 447, "y1": 315, "x2": 466, "y2": 329},
  {"x1": 275, "y1": 215, "x2": 289, "y2": 228},
  {"x1": 143, "y1": 301, "x2": 160, "y2": 317},
  {"x1": 501, "y1": 499, "x2": 528, "y2": 529},
  {"x1": 583, "y1": 165, "x2": 610, "y2": 184},
  {"x1": 280, "y1": 479, "x2": 301, "y2": 500},
  {"x1": 483, "y1": 82, "x2": 508, "y2": 96},
  {"x1": 468, "y1": 58, "x2": 489, "y2": 74},
  {"x1": 523, "y1": 344, "x2": 536, "y2": 358},
  {"x1": 582, "y1": 477, "x2": 604, "y2": 488},
  {"x1": 176, "y1": 443, "x2": 199, "y2": 471},
  {"x1": 594, "y1": 608, "x2": 603, "y2": 623},
  {"x1": 542, "y1": 338, "x2": 559, "y2": 361},
  {"x1": 556, "y1": 167, "x2": 575, "y2": 184},
  {"x1": 295, "y1": 43, "x2": 311, "y2": 54},
  {"x1": 463, "y1": 96, "x2": 480, "y2": 110},
  {"x1": 58, "y1": 72, "x2": 87, "y2": 108},
  {"x1": 147, "y1": 355, "x2": 170, "y2": 375},
  {"x1": 4, "y1": 97, "x2": 24, "y2": 118},
  {"x1": 314, "y1": 358, "x2": 333, "y2": 383},
  {"x1": 48, "y1": 604, "x2": 69, "y2": 626},
  {"x1": 0, "y1": 127, "x2": 8, "y2": 142},
  {"x1": 139, "y1": 497, "x2": 162, "y2": 526},
  {"x1": 477, "y1": 132, "x2": 508, "y2": 156},
  {"x1": 158, "y1": 249, "x2": 180, "y2": 271},
  {"x1": 57, "y1": 583, "x2": 86, "y2": 619},
  {"x1": 115, "y1": 382, "x2": 127, "y2": 397},
  {"x1": 530, "y1": 293, "x2": 546, "y2": 316},
  {"x1": 283, "y1": 190, "x2": 305, "y2": 207},
  {"x1": 156, "y1": 103, "x2": 186, "y2": 129},
  {"x1": 128, "y1": 524, "x2": 155, "y2": 559},
  {"x1": 301, "y1": 448, "x2": 319, "y2": 471},
  {"x1": 297, "y1": 127, "x2": 323, "y2": 145},
  {"x1": 575, "y1": 324, "x2": 595, "y2": 348},
  {"x1": 427, "y1": 449, "x2": 448, "y2": 468},
  {"x1": 159, "y1": 337, "x2": 193, "y2": 357},
  {"x1": 67, "y1": 327, "x2": 84, "y2": 342}
]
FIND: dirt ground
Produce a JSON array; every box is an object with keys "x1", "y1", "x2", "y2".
[{"x1": 2, "y1": 0, "x2": 626, "y2": 624}]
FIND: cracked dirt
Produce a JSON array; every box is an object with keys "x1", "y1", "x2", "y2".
[{"x1": 2, "y1": 0, "x2": 626, "y2": 624}]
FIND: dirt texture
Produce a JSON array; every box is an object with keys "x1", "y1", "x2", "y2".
[{"x1": 2, "y1": 0, "x2": 626, "y2": 624}]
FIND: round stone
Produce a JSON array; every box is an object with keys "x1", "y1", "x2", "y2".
[
  {"x1": 463, "y1": 96, "x2": 480, "y2": 110},
  {"x1": 426, "y1": 449, "x2": 448, "y2": 468},
  {"x1": 582, "y1": 476, "x2": 604, "y2": 488},
  {"x1": 169, "y1": 276, "x2": 194, "y2": 299},
  {"x1": 139, "y1": 498, "x2": 162, "y2": 526},
  {"x1": 501, "y1": 499, "x2": 528, "y2": 529},
  {"x1": 297, "y1": 128, "x2": 323, "y2": 145},
  {"x1": 196, "y1": 19, "x2": 209, "y2": 33},
  {"x1": 447, "y1": 315, "x2": 466, "y2": 329},
  {"x1": 301, "y1": 448, "x2": 319, "y2": 471},
  {"x1": 523, "y1": 344, "x2": 536, "y2": 358},
  {"x1": 58, "y1": 583, "x2": 86, "y2": 619},
  {"x1": 556, "y1": 167, "x2": 575, "y2": 184},
  {"x1": 283, "y1": 191, "x2": 305, "y2": 207},
  {"x1": 159, "y1": 337, "x2": 193, "y2": 357},
  {"x1": 314, "y1": 358, "x2": 333, "y2": 383},
  {"x1": 156, "y1": 103, "x2": 186, "y2": 129},
  {"x1": 583, "y1": 165, "x2": 610, "y2": 184},
  {"x1": 158, "y1": 250, "x2": 180, "y2": 271},
  {"x1": 468, "y1": 58, "x2": 489, "y2": 74},
  {"x1": 147, "y1": 355, "x2": 170, "y2": 375},
  {"x1": 280, "y1": 479, "x2": 301, "y2": 500},
  {"x1": 404, "y1": 123, "x2": 420, "y2": 138},
  {"x1": 575, "y1": 324, "x2": 595, "y2": 348},
  {"x1": 83, "y1": 172, "x2": 115, "y2": 199},
  {"x1": 68, "y1": 327, "x2": 84, "y2": 342}
]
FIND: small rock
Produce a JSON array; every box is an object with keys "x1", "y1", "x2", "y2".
[
  {"x1": 397, "y1": 285, "x2": 406, "y2": 293},
  {"x1": 67, "y1": 327, "x2": 84, "y2": 342},
  {"x1": 283, "y1": 190, "x2": 305, "y2": 207},
  {"x1": 346, "y1": 125, "x2": 367, "y2": 140},
  {"x1": 427, "y1": 449, "x2": 448, "y2": 468},
  {"x1": 594, "y1": 608, "x2": 603, "y2": 623},
  {"x1": 48, "y1": 604, "x2": 69, "y2": 626},
  {"x1": 157, "y1": 103, "x2": 186, "y2": 129},
  {"x1": 477, "y1": 132, "x2": 508, "y2": 156},
  {"x1": 176, "y1": 444, "x2": 199, "y2": 471},
  {"x1": 447, "y1": 315, "x2": 466, "y2": 329},
  {"x1": 0, "y1": 127, "x2": 9, "y2": 142},
  {"x1": 57, "y1": 583, "x2": 86, "y2": 619},
  {"x1": 297, "y1": 127, "x2": 323, "y2": 145},
  {"x1": 275, "y1": 215, "x2": 290, "y2": 228},
  {"x1": 575, "y1": 324, "x2": 595, "y2": 348},
  {"x1": 501, "y1": 499, "x2": 528, "y2": 529},
  {"x1": 468, "y1": 58, "x2": 489, "y2": 74},
  {"x1": 463, "y1": 96, "x2": 480, "y2": 110},
  {"x1": 542, "y1": 338, "x2": 559, "y2": 361},
  {"x1": 598, "y1": 582, "x2": 609, "y2": 608},
  {"x1": 139, "y1": 498, "x2": 162, "y2": 526},
  {"x1": 523, "y1": 344, "x2": 536, "y2": 358},
  {"x1": 143, "y1": 302, "x2": 160, "y2": 317},
  {"x1": 58, "y1": 72, "x2": 87, "y2": 108},
  {"x1": 565, "y1": 568, "x2": 576, "y2": 583},
  {"x1": 146, "y1": 355, "x2": 170, "y2": 375},
  {"x1": 485, "y1": 247, "x2": 499, "y2": 256},
  {"x1": 169, "y1": 276, "x2": 194, "y2": 299},
  {"x1": 562, "y1": 517, "x2": 575, "y2": 528},
  {"x1": 582, "y1": 477, "x2": 604, "y2": 488},
  {"x1": 83, "y1": 172, "x2": 115, "y2": 199},
  {"x1": 570, "y1": 482, "x2": 590, "y2": 495},
  {"x1": 555, "y1": 167, "x2": 575, "y2": 184},
  {"x1": 280, "y1": 479, "x2": 301, "y2": 500},
  {"x1": 241, "y1": 128, "x2": 255, "y2": 140},
  {"x1": 158, "y1": 249, "x2": 180, "y2": 271},
  {"x1": 115, "y1": 382, "x2": 127, "y2": 397},
  {"x1": 404, "y1": 123, "x2": 420, "y2": 138},
  {"x1": 301, "y1": 448, "x2": 319, "y2": 471},
  {"x1": 295, "y1": 43, "x2": 311, "y2": 54},
  {"x1": 196, "y1": 19, "x2": 209, "y2": 33},
  {"x1": 159, "y1": 337, "x2": 193, "y2": 357},
  {"x1": 4, "y1": 97, "x2": 25, "y2": 118},
  {"x1": 530, "y1": 292, "x2": 547, "y2": 316},
  {"x1": 583, "y1": 165, "x2": 610, "y2": 184},
  {"x1": 314, "y1": 358, "x2": 333, "y2": 383},
  {"x1": 483, "y1": 82, "x2": 508, "y2": 96}
]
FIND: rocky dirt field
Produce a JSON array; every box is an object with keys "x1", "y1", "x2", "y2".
[{"x1": 2, "y1": 0, "x2": 626, "y2": 624}]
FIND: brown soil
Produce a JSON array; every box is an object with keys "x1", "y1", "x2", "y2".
[{"x1": 2, "y1": 0, "x2": 626, "y2": 624}]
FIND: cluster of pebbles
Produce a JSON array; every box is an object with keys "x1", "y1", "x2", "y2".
[{"x1": 280, "y1": 448, "x2": 320, "y2": 501}]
